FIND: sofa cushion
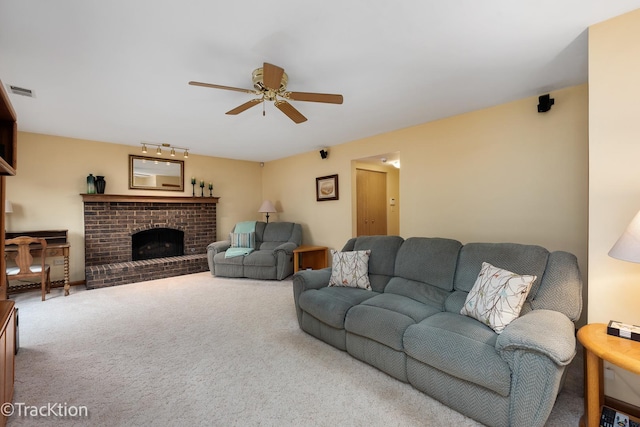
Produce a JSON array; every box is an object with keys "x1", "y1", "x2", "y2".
[
  {"x1": 453, "y1": 243, "x2": 548, "y2": 299},
  {"x1": 256, "y1": 222, "x2": 298, "y2": 250},
  {"x1": 404, "y1": 312, "x2": 511, "y2": 397},
  {"x1": 298, "y1": 287, "x2": 379, "y2": 330},
  {"x1": 242, "y1": 250, "x2": 276, "y2": 267},
  {"x1": 461, "y1": 262, "x2": 536, "y2": 333},
  {"x1": 392, "y1": 237, "x2": 462, "y2": 291},
  {"x1": 329, "y1": 249, "x2": 371, "y2": 290},
  {"x1": 345, "y1": 293, "x2": 441, "y2": 350},
  {"x1": 213, "y1": 251, "x2": 245, "y2": 267},
  {"x1": 384, "y1": 277, "x2": 451, "y2": 308},
  {"x1": 342, "y1": 235, "x2": 405, "y2": 292}
]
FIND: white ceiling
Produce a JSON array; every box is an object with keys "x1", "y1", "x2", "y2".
[{"x1": 1, "y1": 1, "x2": 639, "y2": 162}]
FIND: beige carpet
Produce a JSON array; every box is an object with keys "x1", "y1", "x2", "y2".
[{"x1": 7, "y1": 273, "x2": 583, "y2": 426}]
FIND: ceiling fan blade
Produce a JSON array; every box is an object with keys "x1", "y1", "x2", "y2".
[
  {"x1": 189, "y1": 81, "x2": 255, "y2": 94},
  {"x1": 226, "y1": 99, "x2": 263, "y2": 115},
  {"x1": 286, "y1": 91, "x2": 344, "y2": 104},
  {"x1": 263, "y1": 63, "x2": 285, "y2": 91},
  {"x1": 274, "y1": 100, "x2": 307, "y2": 124}
]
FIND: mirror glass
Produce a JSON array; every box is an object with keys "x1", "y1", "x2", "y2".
[{"x1": 129, "y1": 155, "x2": 184, "y2": 191}]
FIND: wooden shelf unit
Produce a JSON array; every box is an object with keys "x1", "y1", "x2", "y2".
[
  {"x1": 0, "y1": 82, "x2": 17, "y2": 177},
  {"x1": 293, "y1": 245, "x2": 329, "y2": 273}
]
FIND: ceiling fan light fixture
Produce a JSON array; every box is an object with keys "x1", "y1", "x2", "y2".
[
  {"x1": 189, "y1": 62, "x2": 343, "y2": 124},
  {"x1": 252, "y1": 67, "x2": 288, "y2": 92}
]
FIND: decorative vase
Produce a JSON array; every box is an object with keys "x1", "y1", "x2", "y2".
[
  {"x1": 95, "y1": 176, "x2": 106, "y2": 194},
  {"x1": 87, "y1": 174, "x2": 96, "y2": 194}
]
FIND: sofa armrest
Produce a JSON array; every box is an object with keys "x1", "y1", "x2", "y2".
[
  {"x1": 206, "y1": 240, "x2": 231, "y2": 274},
  {"x1": 292, "y1": 268, "x2": 332, "y2": 325},
  {"x1": 207, "y1": 240, "x2": 231, "y2": 254},
  {"x1": 496, "y1": 309, "x2": 576, "y2": 366},
  {"x1": 273, "y1": 241, "x2": 297, "y2": 255},
  {"x1": 293, "y1": 268, "x2": 332, "y2": 292}
]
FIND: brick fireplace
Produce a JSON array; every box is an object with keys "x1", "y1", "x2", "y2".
[{"x1": 82, "y1": 194, "x2": 218, "y2": 289}]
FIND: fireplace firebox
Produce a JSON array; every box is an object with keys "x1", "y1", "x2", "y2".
[{"x1": 132, "y1": 228, "x2": 184, "y2": 261}]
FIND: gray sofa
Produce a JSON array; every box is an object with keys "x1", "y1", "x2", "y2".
[
  {"x1": 207, "y1": 221, "x2": 302, "y2": 280},
  {"x1": 292, "y1": 235, "x2": 582, "y2": 427}
]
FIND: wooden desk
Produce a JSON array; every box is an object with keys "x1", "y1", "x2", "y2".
[
  {"x1": 5, "y1": 230, "x2": 70, "y2": 296},
  {"x1": 293, "y1": 245, "x2": 328, "y2": 273},
  {"x1": 577, "y1": 323, "x2": 640, "y2": 427}
]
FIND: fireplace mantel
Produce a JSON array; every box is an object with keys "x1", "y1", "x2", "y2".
[{"x1": 81, "y1": 194, "x2": 219, "y2": 204}]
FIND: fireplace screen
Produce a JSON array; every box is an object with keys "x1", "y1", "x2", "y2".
[{"x1": 132, "y1": 228, "x2": 184, "y2": 261}]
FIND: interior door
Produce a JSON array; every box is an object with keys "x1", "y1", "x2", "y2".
[{"x1": 356, "y1": 169, "x2": 387, "y2": 236}]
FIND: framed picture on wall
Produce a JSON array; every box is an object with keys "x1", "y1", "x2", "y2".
[{"x1": 316, "y1": 174, "x2": 339, "y2": 201}]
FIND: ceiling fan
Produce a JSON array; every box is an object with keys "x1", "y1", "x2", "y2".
[{"x1": 189, "y1": 63, "x2": 343, "y2": 124}]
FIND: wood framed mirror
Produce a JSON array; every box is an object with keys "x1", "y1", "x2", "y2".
[{"x1": 129, "y1": 155, "x2": 184, "y2": 191}]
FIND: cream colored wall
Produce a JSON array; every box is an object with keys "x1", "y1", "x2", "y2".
[
  {"x1": 589, "y1": 9, "x2": 640, "y2": 406},
  {"x1": 5, "y1": 132, "x2": 262, "y2": 283},
  {"x1": 264, "y1": 85, "x2": 588, "y2": 303}
]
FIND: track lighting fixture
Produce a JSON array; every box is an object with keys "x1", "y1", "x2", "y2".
[{"x1": 140, "y1": 142, "x2": 190, "y2": 158}]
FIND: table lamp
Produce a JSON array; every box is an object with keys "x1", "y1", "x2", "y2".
[
  {"x1": 609, "y1": 209, "x2": 640, "y2": 262},
  {"x1": 607, "y1": 208, "x2": 640, "y2": 341},
  {"x1": 258, "y1": 200, "x2": 277, "y2": 223}
]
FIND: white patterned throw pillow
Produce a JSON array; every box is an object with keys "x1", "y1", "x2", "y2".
[
  {"x1": 328, "y1": 250, "x2": 372, "y2": 290},
  {"x1": 460, "y1": 262, "x2": 536, "y2": 334}
]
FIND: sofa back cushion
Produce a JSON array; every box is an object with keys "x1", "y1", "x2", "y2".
[
  {"x1": 394, "y1": 237, "x2": 462, "y2": 290},
  {"x1": 383, "y1": 238, "x2": 462, "y2": 307},
  {"x1": 340, "y1": 235, "x2": 404, "y2": 292},
  {"x1": 252, "y1": 222, "x2": 302, "y2": 250},
  {"x1": 453, "y1": 243, "x2": 549, "y2": 296}
]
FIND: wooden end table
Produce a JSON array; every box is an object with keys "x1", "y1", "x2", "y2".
[
  {"x1": 293, "y1": 245, "x2": 328, "y2": 273},
  {"x1": 577, "y1": 323, "x2": 640, "y2": 427}
]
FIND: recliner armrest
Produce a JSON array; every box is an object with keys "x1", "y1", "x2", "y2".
[
  {"x1": 496, "y1": 309, "x2": 576, "y2": 366},
  {"x1": 273, "y1": 242, "x2": 297, "y2": 255},
  {"x1": 293, "y1": 268, "x2": 332, "y2": 292},
  {"x1": 207, "y1": 240, "x2": 231, "y2": 255}
]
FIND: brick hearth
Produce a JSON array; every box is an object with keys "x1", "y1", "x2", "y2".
[{"x1": 82, "y1": 194, "x2": 217, "y2": 289}]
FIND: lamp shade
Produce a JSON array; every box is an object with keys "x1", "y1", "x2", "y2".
[
  {"x1": 4, "y1": 200, "x2": 13, "y2": 214},
  {"x1": 609, "y1": 209, "x2": 640, "y2": 263},
  {"x1": 258, "y1": 200, "x2": 277, "y2": 213}
]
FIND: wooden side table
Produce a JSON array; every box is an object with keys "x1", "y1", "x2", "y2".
[
  {"x1": 293, "y1": 245, "x2": 328, "y2": 273},
  {"x1": 577, "y1": 323, "x2": 640, "y2": 427}
]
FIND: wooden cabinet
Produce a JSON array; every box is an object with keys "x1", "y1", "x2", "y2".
[
  {"x1": 0, "y1": 81, "x2": 17, "y2": 176},
  {"x1": 0, "y1": 301, "x2": 15, "y2": 427},
  {"x1": 0, "y1": 80, "x2": 17, "y2": 300}
]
